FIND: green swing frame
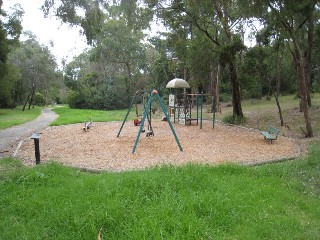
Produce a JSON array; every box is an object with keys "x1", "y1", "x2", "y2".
[{"x1": 117, "y1": 89, "x2": 183, "y2": 154}]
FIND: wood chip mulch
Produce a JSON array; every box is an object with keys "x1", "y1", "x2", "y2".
[{"x1": 16, "y1": 121, "x2": 302, "y2": 171}]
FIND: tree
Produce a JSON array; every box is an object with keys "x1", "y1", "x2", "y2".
[
  {"x1": 149, "y1": 0, "x2": 245, "y2": 118},
  {"x1": 92, "y1": 19, "x2": 146, "y2": 98},
  {"x1": 0, "y1": 3, "x2": 23, "y2": 107},
  {"x1": 255, "y1": 0, "x2": 317, "y2": 137},
  {"x1": 8, "y1": 33, "x2": 61, "y2": 108}
]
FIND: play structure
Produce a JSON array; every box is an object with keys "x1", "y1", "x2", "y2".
[
  {"x1": 117, "y1": 89, "x2": 183, "y2": 154},
  {"x1": 166, "y1": 78, "x2": 217, "y2": 129},
  {"x1": 116, "y1": 77, "x2": 217, "y2": 154}
]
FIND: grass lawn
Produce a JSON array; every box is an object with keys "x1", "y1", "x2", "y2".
[
  {"x1": 1, "y1": 141, "x2": 320, "y2": 239},
  {"x1": 1, "y1": 99, "x2": 320, "y2": 239},
  {"x1": 0, "y1": 106, "x2": 42, "y2": 130},
  {"x1": 50, "y1": 106, "x2": 135, "y2": 126}
]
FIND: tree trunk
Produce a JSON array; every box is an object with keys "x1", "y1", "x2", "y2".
[
  {"x1": 229, "y1": 61, "x2": 243, "y2": 117},
  {"x1": 210, "y1": 64, "x2": 221, "y2": 113},
  {"x1": 275, "y1": 50, "x2": 282, "y2": 96},
  {"x1": 125, "y1": 62, "x2": 133, "y2": 101},
  {"x1": 44, "y1": 89, "x2": 48, "y2": 106},
  {"x1": 318, "y1": 59, "x2": 320, "y2": 88},
  {"x1": 212, "y1": 0, "x2": 243, "y2": 118},
  {"x1": 28, "y1": 83, "x2": 36, "y2": 110},
  {"x1": 274, "y1": 49, "x2": 283, "y2": 126},
  {"x1": 258, "y1": 45, "x2": 264, "y2": 99},
  {"x1": 304, "y1": 12, "x2": 314, "y2": 107},
  {"x1": 294, "y1": 44, "x2": 313, "y2": 137},
  {"x1": 274, "y1": 91, "x2": 284, "y2": 126},
  {"x1": 216, "y1": 64, "x2": 220, "y2": 113},
  {"x1": 22, "y1": 94, "x2": 31, "y2": 111},
  {"x1": 267, "y1": 77, "x2": 272, "y2": 101}
]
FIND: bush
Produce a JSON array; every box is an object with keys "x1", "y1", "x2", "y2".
[
  {"x1": 219, "y1": 93, "x2": 232, "y2": 102},
  {"x1": 67, "y1": 90, "x2": 89, "y2": 109},
  {"x1": 34, "y1": 92, "x2": 46, "y2": 106},
  {"x1": 223, "y1": 114, "x2": 247, "y2": 125}
]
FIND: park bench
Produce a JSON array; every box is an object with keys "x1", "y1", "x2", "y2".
[{"x1": 260, "y1": 126, "x2": 280, "y2": 144}]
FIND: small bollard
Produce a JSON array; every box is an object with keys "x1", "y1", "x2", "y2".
[{"x1": 31, "y1": 133, "x2": 41, "y2": 165}]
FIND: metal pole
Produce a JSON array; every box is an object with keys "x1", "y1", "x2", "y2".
[
  {"x1": 132, "y1": 90, "x2": 183, "y2": 153},
  {"x1": 132, "y1": 92, "x2": 154, "y2": 154},
  {"x1": 196, "y1": 93, "x2": 199, "y2": 125},
  {"x1": 200, "y1": 93, "x2": 203, "y2": 129},
  {"x1": 213, "y1": 95, "x2": 216, "y2": 128},
  {"x1": 184, "y1": 92, "x2": 187, "y2": 125},
  {"x1": 117, "y1": 93, "x2": 137, "y2": 137},
  {"x1": 173, "y1": 91, "x2": 176, "y2": 123},
  {"x1": 31, "y1": 133, "x2": 41, "y2": 165},
  {"x1": 157, "y1": 92, "x2": 183, "y2": 152}
]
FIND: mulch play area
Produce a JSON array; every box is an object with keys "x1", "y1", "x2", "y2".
[{"x1": 17, "y1": 121, "x2": 301, "y2": 171}]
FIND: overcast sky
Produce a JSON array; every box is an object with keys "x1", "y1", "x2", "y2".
[
  {"x1": 2, "y1": 0, "x2": 257, "y2": 69},
  {"x1": 3, "y1": 0, "x2": 88, "y2": 67}
]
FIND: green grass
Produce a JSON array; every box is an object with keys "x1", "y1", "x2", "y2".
[
  {"x1": 1, "y1": 142, "x2": 320, "y2": 239},
  {"x1": 0, "y1": 106, "x2": 42, "y2": 130},
  {"x1": 51, "y1": 106, "x2": 136, "y2": 126}
]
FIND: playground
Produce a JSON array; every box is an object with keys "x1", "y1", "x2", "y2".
[
  {"x1": 15, "y1": 85, "x2": 303, "y2": 171},
  {"x1": 16, "y1": 119, "x2": 301, "y2": 171}
]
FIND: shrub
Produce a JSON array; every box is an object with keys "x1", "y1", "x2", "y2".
[
  {"x1": 219, "y1": 93, "x2": 232, "y2": 102},
  {"x1": 34, "y1": 92, "x2": 46, "y2": 106},
  {"x1": 223, "y1": 114, "x2": 247, "y2": 124}
]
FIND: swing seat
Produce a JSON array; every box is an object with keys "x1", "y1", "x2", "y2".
[
  {"x1": 134, "y1": 119, "x2": 141, "y2": 126},
  {"x1": 146, "y1": 130, "x2": 154, "y2": 137}
]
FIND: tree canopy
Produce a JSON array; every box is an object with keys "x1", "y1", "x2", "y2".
[{"x1": 1, "y1": 0, "x2": 320, "y2": 136}]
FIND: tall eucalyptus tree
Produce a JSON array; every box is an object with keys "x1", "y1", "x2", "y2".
[
  {"x1": 147, "y1": 0, "x2": 246, "y2": 118},
  {"x1": 253, "y1": 0, "x2": 318, "y2": 137}
]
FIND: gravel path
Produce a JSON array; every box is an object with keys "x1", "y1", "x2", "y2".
[{"x1": 0, "y1": 108, "x2": 58, "y2": 158}]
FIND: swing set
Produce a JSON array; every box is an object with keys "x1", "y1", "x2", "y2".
[{"x1": 117, "y1": 89, "x2": 183, "y2": 154}]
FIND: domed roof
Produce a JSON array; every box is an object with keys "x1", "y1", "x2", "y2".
[{"x1": 166, "y1": 78, "x2": 190, "y2": 89}]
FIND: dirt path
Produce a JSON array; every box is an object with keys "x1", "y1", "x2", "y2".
[{"x1": 0, "y1": 108, "x2": 58, "y2": 158}]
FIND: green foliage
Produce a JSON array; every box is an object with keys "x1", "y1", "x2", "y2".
[
  {"x1": 63, "y1": 18, "x2": 148, "y2": 111},
  {"x1": 0, "y1": 24, "x2": 9, "y2": 76},
  {"x1": 34, "y1": 92, "x2": 46, "y2": 106},
  {"x1": 1, "y1": 147, "x2": 320, "y2": 239},
  {"x1": 219, "y1": 35, "x2": 246, "y2": 67},
  {"x1": 219, "y1": 93, "x2": 232, "y2": 102},
  {"x1": 0, "y1": 4, "x2": 23, "y2": 107},
  {"x1": 66, "y1": 76, "x2": 128, "y2": 110},
  {"x1": 223, "y1": 114, "x2": 247, "y2": 124},
  {"x1": 7, "y1": 35, "x2": 61, "y2": 106},
  {"x1": 0, "y1": 64, "x2": 21, "y2": 108},
  {"x1": 67, "y1": 89, "x2": 90, "y2": 109}
]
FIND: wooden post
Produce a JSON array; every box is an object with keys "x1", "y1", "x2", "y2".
[{"x1": 31, "y1": 133, "x2": 41, "y2": 165}]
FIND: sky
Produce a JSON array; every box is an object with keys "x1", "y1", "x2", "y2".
[
  {"x1": 3, "y1": 0, "x2": 89, "y2": 67},
  {"x1": 2, "y1": 0, "x2": 258, "y2": 69}
]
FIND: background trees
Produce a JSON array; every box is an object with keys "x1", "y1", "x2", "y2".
[
  {"x1": 1, "y1": 0, "x2": 320, "y2": 137},
  {"x1": 7, "y1": 34, "x2": 63, "y2": 109},
  {"x1": 1, "y1": 4, "x2": 63, "y2": 109},
  {"x1": 253, "y1": 0, "x2": 318, "y2": 136},
  {"x1": 0, "y1": 3, "x2": 23, "y2": 108}
]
